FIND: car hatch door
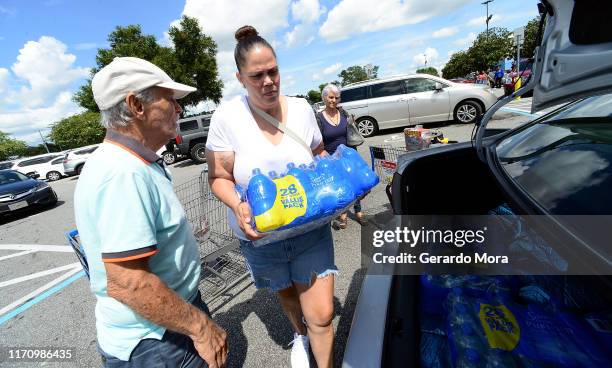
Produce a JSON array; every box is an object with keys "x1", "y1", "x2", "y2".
[{"x1": 532, "y1": 0, "x2": 612, "y2": 111}]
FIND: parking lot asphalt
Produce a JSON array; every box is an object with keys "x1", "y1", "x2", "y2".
[{"x1": 0, "y1": 111, "x2": 529, "y2": 367}]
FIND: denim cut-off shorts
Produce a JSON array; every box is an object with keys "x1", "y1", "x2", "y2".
[{"x1": 239, "y1": 224, "x2": 338, "y2": 291}]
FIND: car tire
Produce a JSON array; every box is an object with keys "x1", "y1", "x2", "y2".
[
  {"x1": 356, "y1": 117, "x2": 378, "y2": 138},
  {"x1": 454, "y1": 100, "x2": 482, "y2": 124},
  {"x1": 46, "y1": 171, "x2": 62, "y2": 181},
  {"x1": 162, "y1": 151, "x2": 177, "y2": 165},
  {"x1": 75, "y1": 164, "x2": 84, "y2": 176},
  {"x1": 190, "y1": 143, "x2": 207, "y2": 164}
]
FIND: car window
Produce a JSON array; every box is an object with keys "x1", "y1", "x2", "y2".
[
  {"x1": 405, "y1": 78, "x2": 438, "y2": 93},
  {"x1": 75, "y1": 147, "x2": 98, "y2": 155},
  {"x1": 0, "y1": 162, "x2": 14, "y2": 170},
  {"x1": 496, "y1": 95, "x2": 612, "y2": 215},
  {"x1": 0, "y1": 170, "x2": 29, "y2": 184},
  {"x1": 370, "y1": 81, "x2": 405, "y2": 98},
  {"x1": 179, "y1": 119, "x2": 199, "y2": 132},
  {"x1": 51, "y1": 157, "x2": 64, "y2": 164},
  {"x1": 340, "y1": 86, "x2": 368, "y2": 103},
  {"x1": 201, "y1": 117, "x2": 211, "y2": 127},
  {"x1": 18, "y1": 158, "x2": 43, "y2": 167}
]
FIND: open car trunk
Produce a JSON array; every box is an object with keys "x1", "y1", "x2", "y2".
[{"x1": 380, "y1": 140, "x2": 612, "y2": 367}]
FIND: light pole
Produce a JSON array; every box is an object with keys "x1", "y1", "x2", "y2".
[
  {"x1": 424, "y1": 53, "x2": 428, "y2": 67},
  {"x1": 482, "y1": 0, "x2": 494, "y2": 34},
  {"x1": 38, "y1": 129, "x2": 50, "y2": 153}
]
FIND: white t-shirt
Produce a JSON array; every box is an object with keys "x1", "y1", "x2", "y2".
[{"x1": 206, "y1": 95, "x2": 322, "y2": 239}]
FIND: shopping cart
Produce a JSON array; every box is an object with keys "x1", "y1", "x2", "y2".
[
  {"x1": 65, "y1": 171, "x2": 250, "y2": 305},
  {"x1": 65, "y1": 229, "x2": 89, "y2": 280},
  {"x1": 369, "y1": 145, "x2": 408, "y2": 201},
  {"x1": 173, "y1": 172, "x2": 250, "y2": 303}
]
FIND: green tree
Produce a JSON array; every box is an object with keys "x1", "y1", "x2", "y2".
[
  {"x1": 338, "y1": 65, "x2": 378, "y2": 86},
  {"x1": 0, "y1": 132, "x2": 28, "y2": 161},
  {"x1": 306, "y1": 90, "x2": 322, "y2": 105},
  {"x1": 166, "y1": 16, "x2": 223, "y2": 108},
  {"x1": 416, "y1": 67, "x2": 439, "y2": 77},
  {"x1": 48, "y1": 112, "x2": 105, "y2": 149},
  {"x1": 74, "y1": 18, "x2": 222, "y2": 113},
  {"x1": 442, "y1": 27, "x2": 513, "y2": 79},
  {"x1": 522, "y1": 16, "x2": 541, "y2": 59}
]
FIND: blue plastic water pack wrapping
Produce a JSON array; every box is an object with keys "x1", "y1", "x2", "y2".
[
  {"x1": 244, "y1": 145, "x2": 378, "y2": 244},
  {"x1": 445, "y1": 289, "x2": 611, "y2": 368}
]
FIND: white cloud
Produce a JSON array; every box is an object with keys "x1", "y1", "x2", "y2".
[
  {"x1": 312, "y1": 73, "x2": 321, "y2": 81},
  {"x1": 0, "y1": 68, "x2": 8, "y2": 93},
  {"x1": 319, "y1": 0, "x2": 471, "y2": 42},
  {"x1": 413, "y1": 47, "x2": 439, "y2": 67},
  {"x1": 8, "y1": 36, "x2": 89, "y2": 109},
  {"x1": 285, "y1": 24, "x2": 316, "y2": 47},
  {"x1": 291, "y1": 0, "x2": 326, "y2": 24},
  {"x1": 0, "y1": 92, "x2": 84, "y2": 144},
  {"x1": 432, "y1": 26, "x2": 458, "y2": 38},
  {"x1": 285, "y1": 0, "x2": 326, "y2": 47},
  {"x1": 323, "y1": 62, "x2": 342, "y2": 75},
  {"x1": 467, "y1": 14, "x2": 502, "y2": 27},
  {"x1": 453, "y1": 32, "x2": 477, "y2": 46},
  {"x1": 179, "y1": 0, "x2": 290, "y2": 99},
  {"x1": 181, "y1": 0, "x2": 290, "y2": 52}
]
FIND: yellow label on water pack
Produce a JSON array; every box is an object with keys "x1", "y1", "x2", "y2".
[
  {"x1": 479, "y1": 303, "x2": 521, "y2": 351},
  {"x1": 254, "y1": 175, "x2": 308, "y2": 232}
]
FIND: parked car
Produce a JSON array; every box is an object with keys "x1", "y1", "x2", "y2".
[
  {"x1": 344, "y1": 1, "x2": 612, "y2": 367},
  {"x1": 174, "y1": 113, "x2": 212, "y2": 164},
  {"x1": 0, "y1": 169, "x2": 58, "y2": 216},
  {"x1": 339, "y1": 74, "x2": 498, "y2": 137},
  {"x1": 155, "y1": 139, "x2": 186, "y2": 165},
  {"x1": 62, "y1": 144, "x2": 100, "y2": 176},
  {"x1": 0, "y1": 161, "x2": 14, "y2": 170},
  {"x1": 10, "y1": 153, "x2": 63, "y2": 179}
]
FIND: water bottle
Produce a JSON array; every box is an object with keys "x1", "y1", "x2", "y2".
[
  {"x1": 336, "y1": 144, "x2": 379, "y2": 191},
  {"x1": 286, "y1": 163, "x2": 319, "y2": 224},
  {"x1": 315, "y1": 155, "x2": 355, "y2": 211},
  {"x1": 247, "y1": 168, "x2": 282, "y2": 232}
]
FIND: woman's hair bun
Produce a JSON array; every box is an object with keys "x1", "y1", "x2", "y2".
[{"x1": 235, "y1": 25, "x2": 259, "y2": 42}]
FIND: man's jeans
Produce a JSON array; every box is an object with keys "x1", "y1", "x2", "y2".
[{"x1": 98, "y1": 293, "x2": 210, "y2": 368}]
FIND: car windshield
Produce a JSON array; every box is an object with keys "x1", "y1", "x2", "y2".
[
  {"x1": 0, "y1": 170, "x2": 30, "y2": 185},
  {"x1": 496, "y1": 94, "x2": 612, "y2": 214}
]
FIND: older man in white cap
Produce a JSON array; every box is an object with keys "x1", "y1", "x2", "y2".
[{"x1": 74, "y1": 57, "x2": 227, "y2": 368}]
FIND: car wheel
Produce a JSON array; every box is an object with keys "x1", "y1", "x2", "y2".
[
  {"x1": 190, "y1": 143, "x2": 207, "y2": 164},
  {"x1": 356, "y1": 117, "x2": 378, "y2": 138},
  {"x1": 162, "y1": 151, "x2": 177, "y2": 165},
  {"x1": 76, "y1": 164, "x2": 84, "y2": 176},
  {"x1": 454, "y1": 101, "x2": 482, "y2": 124},
  {"x1": 46, "y1": 171, "x2": 61, "y2": 181}
]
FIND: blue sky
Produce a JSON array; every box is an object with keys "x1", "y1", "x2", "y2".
[{"x1": 0, "y1": 0, "x2": 538, "y2": 144}]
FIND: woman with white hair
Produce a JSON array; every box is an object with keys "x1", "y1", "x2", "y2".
[{"x1": 315, "y1": 84, "x2": 367, "y2": 229}]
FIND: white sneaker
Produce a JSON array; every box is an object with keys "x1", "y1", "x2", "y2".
[{"x1": 290, "y1": 333, "x2": 310, "y2": 368}]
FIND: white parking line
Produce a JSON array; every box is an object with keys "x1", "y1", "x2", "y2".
[
  {"x1": 0, "y1": 244, "x2": 74, "y2": 252},
  {"x1": 0, "y1": 250, "x2": 37, "y2": 261},
  {"x1": 0, "y1": 262, "x2": 81, "y2": 288},
  {"x1": 0, "y1": 266, "x2": 82, "y2": 317}
]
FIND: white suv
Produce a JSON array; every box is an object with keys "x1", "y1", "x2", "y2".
[
  {"x1": 340, "y1": 74, "x2": 498, "y2": 137},
  {"x1": 62, "y1": 144, "x2": 100, "y2": 176}
]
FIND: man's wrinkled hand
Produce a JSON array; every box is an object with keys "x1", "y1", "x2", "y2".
[{"x1": 193, "y1": 320, "x2": 228, "y2": 368}]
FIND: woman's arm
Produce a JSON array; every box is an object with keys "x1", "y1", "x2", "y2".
[{"x1": 205, "y1": 149, "x2": 264, "y2": 240}]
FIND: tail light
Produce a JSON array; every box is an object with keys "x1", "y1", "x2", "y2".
[{"x1": 175, "y1": 135, "x2": 182, "y2": 145}]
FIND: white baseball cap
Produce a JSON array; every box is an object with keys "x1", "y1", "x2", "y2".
[{"x1": 92, "y1": 57, "x2": 197, "y2": 110}]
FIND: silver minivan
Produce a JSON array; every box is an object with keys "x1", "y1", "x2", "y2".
[{"x1": 339, "y1": 74, "x2": 498, "y2": 137}]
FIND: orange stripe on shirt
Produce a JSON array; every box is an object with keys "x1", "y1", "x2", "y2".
[
  {"x1": 104, "y1": 139, "x2": 152, "y2": 165},
  {"x1": 101, "y1": 249, "x2": 159, "y2": 263}
]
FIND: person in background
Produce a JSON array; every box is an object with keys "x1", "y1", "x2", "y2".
[
  {"x1": 315, "y1": 84, "x2": 368, "y2": 230},
  {"x1": 74, "y1": 57, "x2": 228, "y2": 368},
  {"x1": 205, "y1": 25, "x2": 337, "y2": 368},
  {"x1": 504, "y1": 55, "x2": 514, "y2": 73},
  {"x1": 494, "y1": 66, "x2": 504, "y2": 88}
]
